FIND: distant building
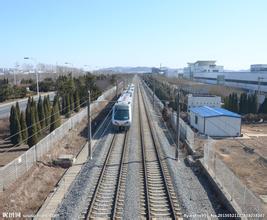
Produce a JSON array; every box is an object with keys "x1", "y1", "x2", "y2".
[
  {"x1": 187, "y1": 94, "x2": 221, "y2": 112},
  {"x1": 151, "y1": 67, "x2": 167, "y2": 75},
  {"x1": 189, "y1": 106, "x2": 241, "y2": 137},
  {"x1": 250, "y1": 64, "x2": 267, "y2": 72},
  {"x1": 182, "y1": 61, "x2": 267, "y2": 93},
  {"x1": 184, "y1": 61, "x2": 224, "y2": 77}
]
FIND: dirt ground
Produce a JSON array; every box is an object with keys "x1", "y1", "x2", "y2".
[
  {"x1": 156, "y1": 75, "x2": 242, "y2": 98},
  {"x1": 0, "y1": 94, "x2": 114, "y2": 217},
  {"x1": 213, "y1": 123, "x2": 267, "y2": 198}
]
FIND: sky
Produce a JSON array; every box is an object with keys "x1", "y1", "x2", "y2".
[{"x1": 0, "y1": 0, "x2": 266, "y2": 70}]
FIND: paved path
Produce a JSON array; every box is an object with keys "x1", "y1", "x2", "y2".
[
  {"x1": 34, "y1": 140, "x2": 96, "y2": 220},
  {"x1": 0, "y1": 92, "x2": 55, "y2": 119}
]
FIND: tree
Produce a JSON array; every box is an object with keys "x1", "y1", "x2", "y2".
[
  {"x1": 15, "y1": 102, "x2": 20, "y2": 117},
  {"x1": 43, "y1": 96, "x2": 51, "y2": 126},
  {"x1": 65, "y1": 94, "x2": 71, "y2": 118},
  {"x1": 69, "y1": 92, "x2": 74, "y2": 112},
  {"x1": 31, "y1": 98, "x2": 41, "y2": 137},
  {"x1": 258, "y1": 97, "x2": 267, "y2": 113},
  {"x1": 27, "y1": 109, "x2": 38, "y2": 147},
  {"x1": 74, "y1": 90, "x2": 80, "y2": 112},
  {"x1": 9, "y1": 106, "x2": 22, "y2": 145},
  {"x1": 25, "y1": 97, "x2": 32, "y2": 127},
  {"x1": 50, "y1": 98, "x2": 61, "y2": 132},
  {"x1": 38, "y1": 96, "x2": 45, "y2": 128},
  {"x1": 20, "y1": 112, "x2": 28, "y2": 143}
]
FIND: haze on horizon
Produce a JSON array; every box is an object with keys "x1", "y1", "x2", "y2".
[{"x1": 0, "y1": 0, "x2": 266, "y2": 70}]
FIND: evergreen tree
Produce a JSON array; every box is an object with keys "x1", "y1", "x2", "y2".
[
  {"x1": 20, "y1": 112, "x2": 28, "y2": 143},
  {"x1": 258, "y1": 97, "x2": 267, "y2": 113},
  {"x1": 27, "y1": 108, "x2": 38, "y2": 147},
  {"x1": 31, "y1": 99, "x2": 41, "y2": 137},
  {"x1": 247, "y1": 94, "x2": 253, "y2": 113},
  {"x1": 50, "y1": 98, "x2": 61, "y2": 132},
  {"x1": 65, "y1": 94, "x2": 71, "y2": 118},
  {"x1": 38, "y1": 96, "x2": 45, "y2": 128},
  {"x1": 228, "y1": 94, "x2": 233, "y2": 111},
  {"x1": 43, "y1": 96, "x2": 51, "y2": 126},
  {"x1": 15, "y1": 102, "x2": 20, "y2": 117},
  {"x1": 25, "y1": 97, "x2": 31, "y2": 127},
  {"x1": 9, "y1": 105, "x2": 22, "y2": 145},
  {"x1": 69, "y1": 92, "x2": 74, "y2": 112},
  {"x1": 251, "y1": 93, "x2": 258, "y2": 114},
  {"x1": 74, "y1": 90, "x2": 80, "y2": 112},
  {"x1": 233, "y1": 93, "x2": 239, "y2": 113},
  {"x1": 61, "y1": 94, "x2": 66, "y2": 115}
]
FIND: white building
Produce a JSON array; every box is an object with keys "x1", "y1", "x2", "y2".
[
  {"x1": 189, "y1": 106, "x2": 241, "y2": 137},
  {"x1": 182, "y1": 61, "x2": 267, "y2": 93},
  {"x1": 184, "y1": 61, "x2": 224, "y2": 76},
  {"x1": 187, "y1": 94, "x2": 221, "y2": 111},
  {"x1": 250, "y1": 64, "x2": 267, "y2": 72}
]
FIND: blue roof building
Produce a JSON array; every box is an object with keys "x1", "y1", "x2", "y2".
[{"x1": 189, "y1": 106, "x2": 241, "y2": 137}]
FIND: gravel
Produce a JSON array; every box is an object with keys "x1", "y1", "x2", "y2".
[
  {"x1": 55, "y1": 78, "x2": 231, "y2": 220},
  {"x1": 141, "y1": 80, "x2": 231, "y2": 219},
  {"x1": 122, "y1": 88, "x2": 142, "y2": 219},
  {"x1": 55, "y1": 123, "x2": 114, "y2": 219}
]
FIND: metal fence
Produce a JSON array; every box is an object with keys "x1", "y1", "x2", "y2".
[
  {"x1": 203, "y1": 140, "x2": 265, "y2": 218},
  {"x1": 0, "y1": 87, "x2": 116, "y2": 192}
]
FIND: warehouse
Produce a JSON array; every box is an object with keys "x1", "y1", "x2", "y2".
[{"x1": 189, "y1": 106, "x2": 241, "y2": 137}]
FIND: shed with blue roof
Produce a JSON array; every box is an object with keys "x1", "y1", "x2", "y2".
[{"x1": 189, "y1": 106, "x2": 241, "y2": 137}]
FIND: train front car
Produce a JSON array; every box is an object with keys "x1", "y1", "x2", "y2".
[{"x1": 112, "y1": 88, "x2": 133, "y2": 131}]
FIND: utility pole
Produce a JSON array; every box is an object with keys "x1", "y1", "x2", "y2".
[
  {"x1": 88, "y1": 90, "x2": 92, "y2": 159},
  {"x1": 175, "y1": 91, "x2": 180, "y2": 160},
  {"x1": 116, "y1": 80, "x2": 118, "y2": 98},
  {"x1": 153, "y1": 77, "x2": 155, "y2": 109},
  {"x1": 36, "y1": 68, "x2": 39, "y2": 97}
]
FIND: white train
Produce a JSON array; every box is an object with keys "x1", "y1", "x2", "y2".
[{"x1": 112, "y1": 85, "x2": 134, "y2": 130}]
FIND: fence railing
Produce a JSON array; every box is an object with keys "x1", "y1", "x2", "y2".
[
  {"x1": 204, "y1": 140, "x2": 265, "y2": 218},
  {"x1": 142, "y1": 78, "x2": 265, "y2": 218},
  {"x1": 0, "y1": 87, "x2": 116, "y2": 192}
]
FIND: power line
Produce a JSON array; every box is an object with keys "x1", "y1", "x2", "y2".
[{"x1": 6, "y1": 91, "x2": 103, "y2": 142}]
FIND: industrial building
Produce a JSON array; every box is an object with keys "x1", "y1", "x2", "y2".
[
  {"x1": 187, "y1": 94, "x2": 221, "y2": 111},
  {"x1": 189, "y1": 106, "x2": 241, "y2": 137},
  {"x1": 183, "y1": 61, "x2": 224, "y2": 78},
  {"x1": 182, "y1": 61, "x2": 267, "y2": 93}
]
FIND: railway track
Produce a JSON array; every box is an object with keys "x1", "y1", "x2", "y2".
[
  {"x1": 81, "y1": 131, "x2": 129, "y2": 219},
  {"x1": 138, "y1": 83, "x2": 182, "y2": 219}
]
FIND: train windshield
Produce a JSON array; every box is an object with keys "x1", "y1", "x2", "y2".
[{"x1": 114, "y1": 106, "x2": 129, "y2": 120}]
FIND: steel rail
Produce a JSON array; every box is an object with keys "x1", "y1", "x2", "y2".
[
  {"x1": 138, "y1": 85, "x2": 151, "y2": 219},
  {"x1": 139, "y1": 83, "x2": 178, "y2": 220}
]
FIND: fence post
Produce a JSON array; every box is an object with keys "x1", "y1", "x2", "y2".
[
  {"x1": 88, "y1": 90, "x2": 92, "y2": 160},
  {"x1": 242, "y1": 186, "x2": 247, "y2": 212},
  {"x1": 175, "y1": 92, "x2": 180, "y2": 160},
  {"x1": 0, "y1": 168, "x2": 3, "y2": 192},
  {"x1": 25, "y1": 151, "x2": 28, "y2": 171},
  {"x1": 15, "y1": 160, "x2": 18, "y2": 179}
]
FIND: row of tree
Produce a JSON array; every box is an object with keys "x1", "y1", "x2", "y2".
[
  {"x1": 224, "y1": 92, "x2": 258, "y2": 114},
  {"x1": 9, "y1": 95, "x2": 61, "y2": 146},
  {"x1": 9, "y1": 73, "x2": 102, "y2": 147}
]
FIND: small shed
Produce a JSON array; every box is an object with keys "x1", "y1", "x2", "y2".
[{"x1": 189, "y1": 106, "x2": 241, "y2": 137}]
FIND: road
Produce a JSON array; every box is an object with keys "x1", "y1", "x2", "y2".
[{"x1": 0, "y1": 92, "x2": 56, "y2": 119}]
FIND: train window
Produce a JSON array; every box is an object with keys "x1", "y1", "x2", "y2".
[{"x1": 114, "y1": 107, "x2": 129, "y2": 120}]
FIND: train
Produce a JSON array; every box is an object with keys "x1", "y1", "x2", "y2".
[{"x1": 112, "y1": 84, "x2": 135, "y2": 130}]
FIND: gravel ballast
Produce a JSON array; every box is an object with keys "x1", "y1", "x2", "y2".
[{"x1": 141, "y1": 79, "x2": 231, "y2": 219}]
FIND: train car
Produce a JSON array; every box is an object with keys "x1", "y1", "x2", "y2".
[{"x1": 112, "y1": 87, "x2": 134, "y2": 130}]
